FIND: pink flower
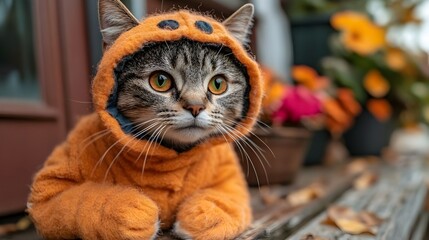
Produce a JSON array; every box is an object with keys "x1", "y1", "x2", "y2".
[{"x1": 272, "y1": 86, "x2": 322, "y2": 124}]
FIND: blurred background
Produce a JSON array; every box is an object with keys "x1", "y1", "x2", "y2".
[{"x1": 0, "y1": 0, "x2": 429, "y2": 238}]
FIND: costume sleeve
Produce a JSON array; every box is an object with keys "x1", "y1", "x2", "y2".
[{"x1": 28, "y1": 131, "x2": 159, "y2": 240}]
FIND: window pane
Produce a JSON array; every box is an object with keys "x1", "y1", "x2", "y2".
[{"x1": 0, "y1": 0, "x2": 39, "y2": 100}]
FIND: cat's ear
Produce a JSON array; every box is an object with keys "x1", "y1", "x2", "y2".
[
  {"x1": 222, "y1": 3, "x2": 254, "y2": 45},
  {"x1": 98, "y1": 0, "x2": 139, "y2": 50}
]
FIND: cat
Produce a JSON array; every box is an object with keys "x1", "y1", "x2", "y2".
[
  {"x1": 28, "y1": 0, "x2": 264, "y2": 239},
  {"x1": 115, "y1": 38, "x2": 250, "y2": 152}
]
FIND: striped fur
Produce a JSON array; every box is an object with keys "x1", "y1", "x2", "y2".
[{"x1": 116, "y1": 39, "x2": 250, "y2": 152}]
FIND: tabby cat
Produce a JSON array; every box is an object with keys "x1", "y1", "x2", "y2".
[
  {"x1": 116, "y1": 38, "x2": 250, "y2": 152},
  {"x1": 28, "y1": 0, "x2": 264, "y2": 239}
]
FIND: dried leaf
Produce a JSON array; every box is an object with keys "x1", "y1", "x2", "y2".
[
  {"x1": 16, "y1": 217, "x2": 31, "y2": 231},
  {"x1": 359, "y1": 211, "x2": 383, "y2": 227},
  {"x1": 336, "y1": 218, "x2": 373, "y2": 235},
  {"x1": 327, "y1": 205, "x2": 355, "y2": 220},
  {"x1": 260, "y1": 186, "x2": 280, "y2": 205},
  {"x1": 346, "y1": 159, "x2": 369, "y2": 174},
  {"x1": 287, "y1": 183, "x2": 326, "y2": 206},
  {"x1": 354, "y1": 172, "x2": 378, "y2": 190},
  {"x1": 324, "y1": 205, "x2": 383, "y2": 235},
  {"x1": 346, "y1": 157, "x2": 379, "y2": 174}
]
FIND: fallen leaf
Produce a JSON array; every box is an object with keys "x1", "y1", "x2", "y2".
[
  {"x1": 260, "y1": 186, "x2": 280, "y2": 205},
  {"x1": 323, "y1": 205, "x2": 383, "y2": 235},
  {"x1": 327, "y1": 205, "x2": 355, "y2": 220},
  {"x1": 346, "y1": 159, "x2": 369, "y2": 174},
  {"x1": 287, "y1": 183, "x2": 326, "y2": 206},
  {"x1": 16, "y1": 217, "x2": 31, "y2": 231},
  {"x1": 346, "y1": 157, "x2": 379, "y2": 174},
  {"x1": 359, "y1": 211, "x2": 383, "y2": 227},
  {"x1": 336, "y1": 218, "x2": 373, "y2": 235},
  {"x1": 354, "y1": 172, "x2": 378, "y2": 190}
]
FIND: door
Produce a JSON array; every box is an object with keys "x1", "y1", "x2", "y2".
[{"x1": 0, "y1": 0, "x2": 91, "y2": 215}]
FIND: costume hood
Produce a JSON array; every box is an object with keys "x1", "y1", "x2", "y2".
[{"x1": 92, "y1": 10, "x2": 263, "y2": 158}]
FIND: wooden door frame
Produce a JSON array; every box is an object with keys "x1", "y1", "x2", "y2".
[{"x1": 0, "y1": 0, "x2": 91, "y2": 215}]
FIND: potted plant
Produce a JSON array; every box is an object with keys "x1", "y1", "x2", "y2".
[
  {"x1": 237, "y1": 66, "x2": 362, "y2": 185},
  {"x1": 291, "y1": 65, "x2": 362, "y2": 165},
  {"x1": 322, "y1": 6, "x2": 429, "y2": 156}
]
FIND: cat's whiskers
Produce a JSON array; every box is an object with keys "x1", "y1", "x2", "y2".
[
  {"x1": 80, "y1": 128, "x2": 110, "y2": 146},
  {"x1": 124, "y1": 118, "x2": 165, "y2": 153},
  {"x1": 78, "y1": 121, "x2": 139, "y2": 156},
  {"x1": 131, "y1": 119, "x2": 174, "y2": 168},
  {"x1": 214, "y1": 125, "x2": 249, "y2": 176},
  {"x1": 78, "y1": 130, "x2": 111, "y2": 159},
  {"x1": 91, "y1": 119, "x2": 162, "y2": 178},
  {"x1": 132, "y1": 122, "x2": 164, "y2": 164},
  {"x1": 223, "y1": 118, "x2": 275, "y2": 163},
  {"x1": 91, "y1": 134, "x2": 131, "y2": 179},
  {"x1": 222, "y1": 120, "x2": 268, "y2": 155},
  {"x1": 216, "y1": 124, "x2": 261, "y2": 187},
  {"x1": 103, "y1": 137, "x2": 135, "y2": 181},
  {"x1": 220, "y1": 123, "x2": 269, "y2": 186},
  {"x1": 140, "y1": 124, "x2": 167, "y2": 180},
  {"x1": 155, "y1": 125, "x2": 171, "y2": 154},
  {"x1": 242, "y1": 116, "x2": 272, "y2": 133}
]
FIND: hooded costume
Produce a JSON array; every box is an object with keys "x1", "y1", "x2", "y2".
[{"x1": 28, "y1": 8, "x2": 263, "y2": 240}]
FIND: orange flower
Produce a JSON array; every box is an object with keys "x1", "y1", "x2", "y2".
[
  {"x1": 263, "y1": 81, "x2": 287, "y2": 110},
  {"x1": 292, "y1": 65, "x2": 329, "y2": 91},
  {"x1": 323, "y1": 98, "x2": 353, "y2": 134},
  {"x1": 331, "y1": 11, "x2": 385, "y2": 55},
  {"x1": 385, "y1": 48, "x2": 407, "y2": 71},
  {"x1": 331, "y1": 11, "x2": 369, "y2": 30},
  {"x1": 261, "y1": 67, "x2": 288, "y2": 111},
  {"x1": 337, "y1": 88, "x2": 362, "y2": 116},
  {"x1": 363, "y1": 70, "x2": 390, "y2": 98},
  {"x1": 293, "y1": 65, "x2": 318, "y2": 85},
  {"x1": 367, "y1": 99, "x2": 392, "y2": 122}
]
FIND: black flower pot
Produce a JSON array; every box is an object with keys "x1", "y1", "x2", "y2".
[
  {"x1": 303, "y1": 129, "x2": 331, "y2": 165},
  {"x1": 343, "y1": 109, "x2": 395, "y2": 156}
]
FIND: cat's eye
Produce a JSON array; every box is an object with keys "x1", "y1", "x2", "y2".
[
  {"x1": 208, "y1": 76, "x2": 228, "y2": 95},
  {"x1": 149, "y1": 71, "x2": 173, "y2": 92}
]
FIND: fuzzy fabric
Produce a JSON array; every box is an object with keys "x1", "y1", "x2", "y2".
[{"x1": 28, "y1": 10, "x2": 263, "y2": 240}]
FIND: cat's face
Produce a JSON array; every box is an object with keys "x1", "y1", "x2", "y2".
[
  {"x1": 116, "y1": 40, "x2": 249, "y2": 151},
  {"x1": 98, "y1": 0, "x2": 255, "y2": 151}
]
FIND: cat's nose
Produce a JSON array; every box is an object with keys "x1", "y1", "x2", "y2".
[{"x1": 184, "y1": 104, "x2": 206, "y2": 117}]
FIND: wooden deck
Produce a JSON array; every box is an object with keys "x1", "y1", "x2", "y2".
[
  {"x1": 237, "y1": 156, "x2": 428, "y2": 240},
  {"x1": 1, "y1": 157, "x2": 427, "y2": 240}
]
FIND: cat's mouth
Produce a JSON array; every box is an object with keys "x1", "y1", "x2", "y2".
[
  {"x1": 174, "y1": 118, "x2": 212, "y2": 131},
  {"x1": 176, "y1": 124, "x2": 206, "y2": 131}
]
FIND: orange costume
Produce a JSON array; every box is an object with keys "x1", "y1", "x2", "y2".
[{"x1": 28, "y1": 8, "x2": 263, "y2": 240}]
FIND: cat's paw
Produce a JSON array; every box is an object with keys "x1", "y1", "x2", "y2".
[
  {"x1": 98, "y1": 191, "x2": 160, "y2": 240},
  {"x1": 173, "y1": 196, "x2": 249, "y2": 240}
]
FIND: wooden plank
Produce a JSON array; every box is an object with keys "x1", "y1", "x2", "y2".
[
  {"x1": 236, "y1": 164, "x2": 363, "y2": 239},
  {"x1": 289, "y1": 160, "x2": 427, "y2": 240},
  {"x1": 410, "y1": 212, "x2": 429, "y2": 240}
]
